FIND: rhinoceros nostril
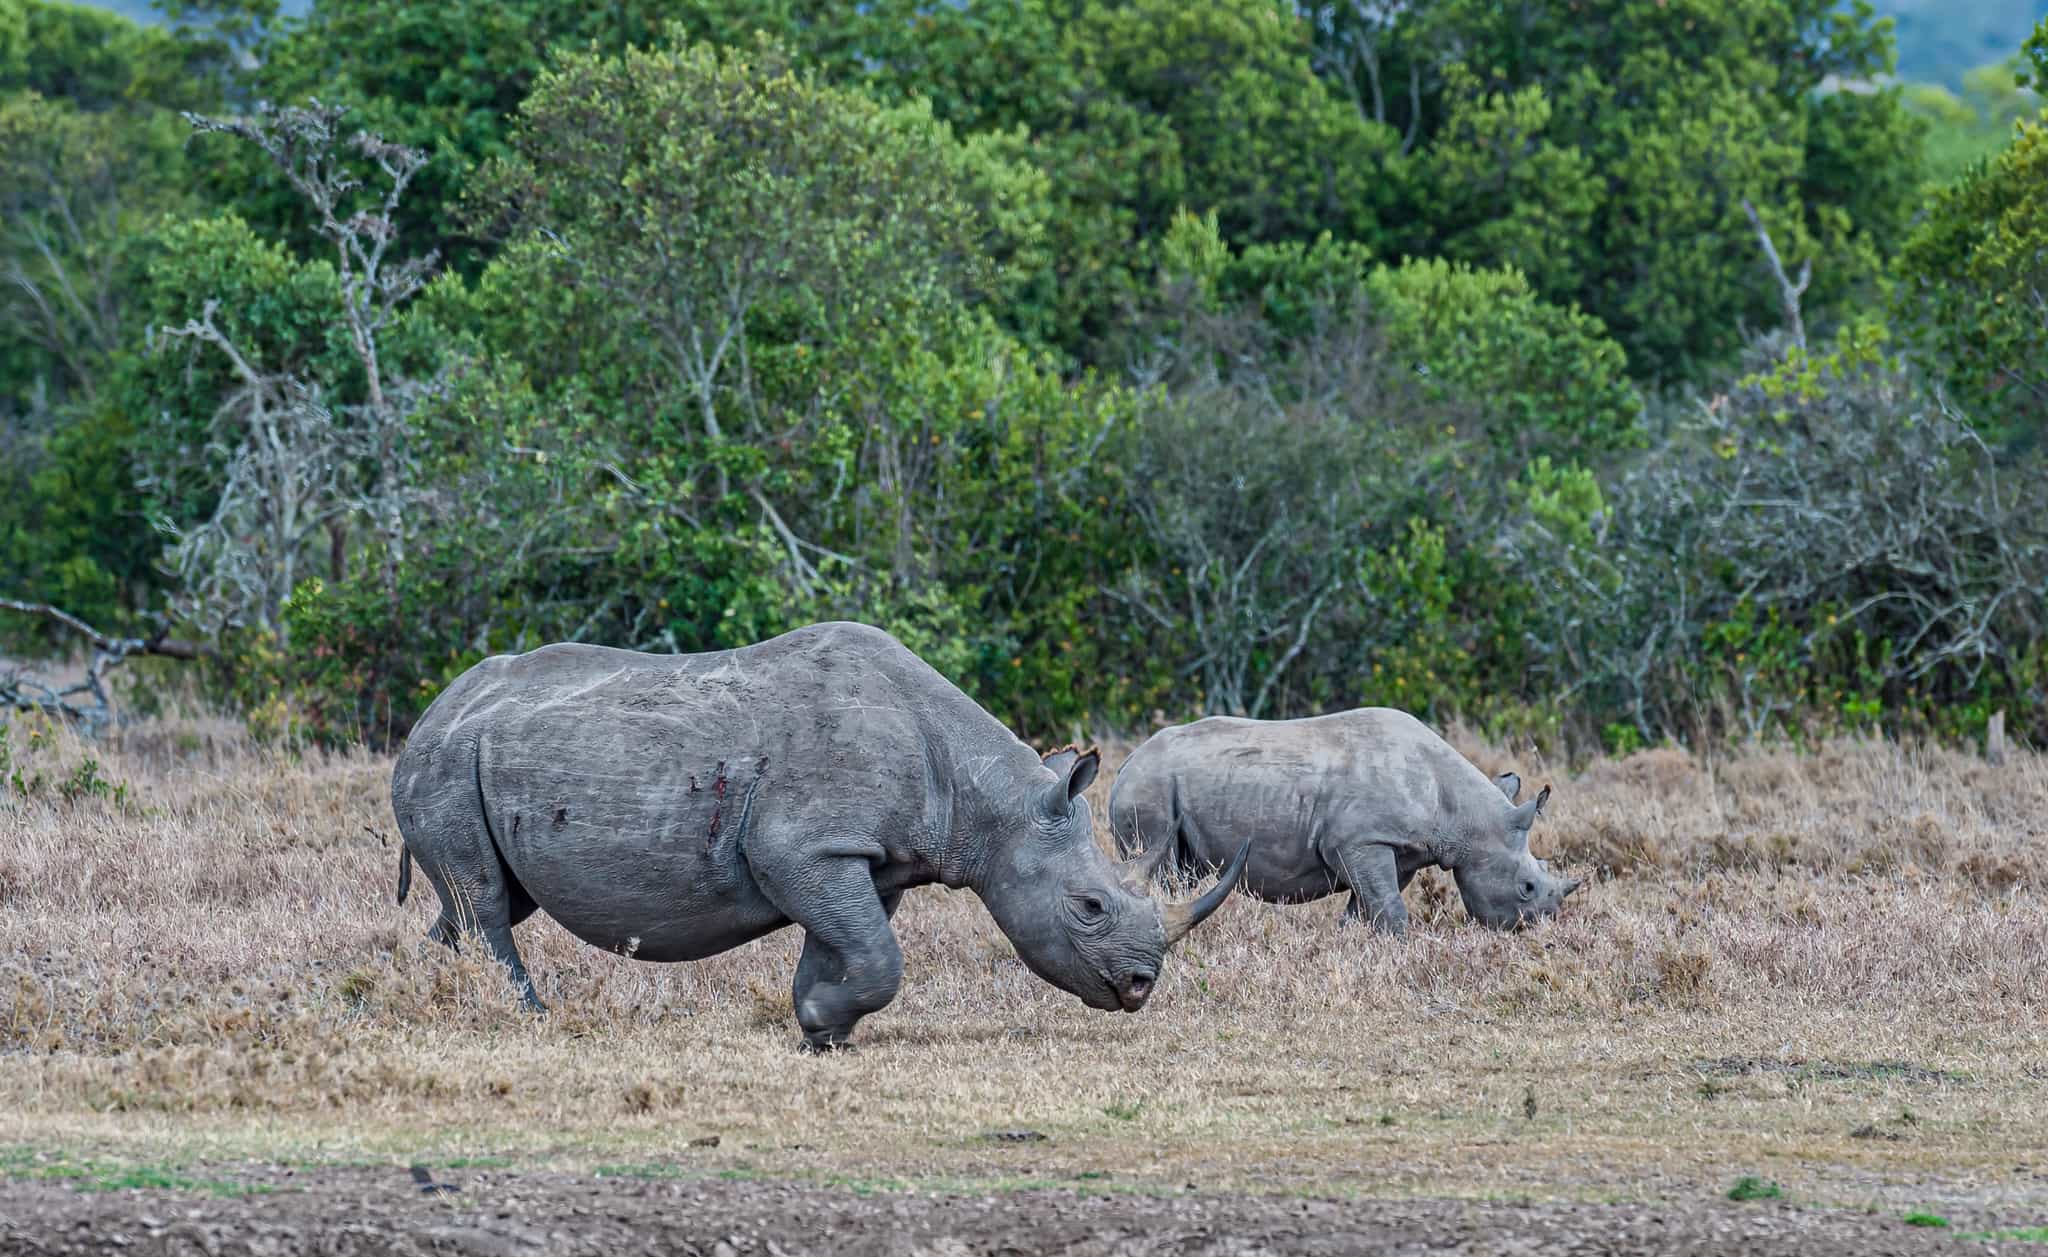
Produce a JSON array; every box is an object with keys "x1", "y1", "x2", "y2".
[{"x1": 1117, "y1": 970, "x2": 1156, "y2": 1009}]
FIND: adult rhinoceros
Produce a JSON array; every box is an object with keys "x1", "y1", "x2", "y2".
[
  {"x1": 1108, "y1": 708, "x2": 1580, "y2": 935},
  {"x1": 391, "y1": 621, "x2": 1249, "y2": 1048}
]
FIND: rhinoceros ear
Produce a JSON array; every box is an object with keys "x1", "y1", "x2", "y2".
[
  {"x1": 1042, "y1": 745, "x2": 1100, "y2": 817},
  {"x1": 1042, "y1": 745, "x2": 1082, "y2": 777},
  {"x1": 1506, "y1": 784, "x2": 1550, "y2": 837},
  {"x1": 1493, "y1": 771, "x2": 1521, "y2": 802}
]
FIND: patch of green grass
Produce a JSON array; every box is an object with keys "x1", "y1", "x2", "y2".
[
  {"x1": 0, "y1": 1147, "x2": 270, "y2": 1198},
  {"x1": 0, "y1": 1147, "x2": 85, "y2": 1181},
  {"x1": 1902, "y1": 1211, "x2": 1949, "y2": 1228},
  {"x1": 1102, "y1": 1099, "x2": 1144, "y2": 1122},
  {"x1": 1690, "y1": 1058, "x2": 1968, "y2": 1087},
  {"x1": 78, "y1": 1167, "x2": 198, "y2": 1193},
  {"x1": 438, "y1": 1156, "x2": 515, "y2": 1169},
  {"x1": 1727, "y1": 1176, "x2": 1784, "y2": 1202},
  {"x1": 1957, "y1": 1227, "x2": 2048, "y2": 1243}
]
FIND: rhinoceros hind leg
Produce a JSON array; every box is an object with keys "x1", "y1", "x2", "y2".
[
  {"x1": 759, "y1": 853, "x2": 903, "y2": 1050},
  {"x1": 401, "y1": 810, "x2": 546, "y2": 1011},
  {"x1": 481, "y1": 921, "x2": 546, "y2": 1014}
]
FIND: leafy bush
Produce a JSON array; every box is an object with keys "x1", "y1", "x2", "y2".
[
  {"x1": 1366, "y1": 257, "x2": 1642, "y2": 465},
  {"x1": 1515, "y1": 324, "x2": 2048, "y2": 744}
]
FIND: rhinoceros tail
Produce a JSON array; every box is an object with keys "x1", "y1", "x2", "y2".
[{"x1": 397, "y1": 844, "x2": 413, "y2": 906}]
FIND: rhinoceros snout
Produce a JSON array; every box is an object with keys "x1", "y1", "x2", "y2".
[{"x1": 1114, "y1": 968, "x2": 1157, "y2": 1012}]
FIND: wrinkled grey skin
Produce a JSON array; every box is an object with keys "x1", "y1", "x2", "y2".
[
  {"x1": 391, "y1": 621, "x2": 1249, "y2": 1048},
  {"x1": 1109, "y1": 708, "x2": 1582, "y2": 934}
]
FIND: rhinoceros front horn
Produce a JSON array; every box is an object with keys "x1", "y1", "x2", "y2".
[{"x1": 1158, "y1": 839, "x2": 1253, "y2": 945}]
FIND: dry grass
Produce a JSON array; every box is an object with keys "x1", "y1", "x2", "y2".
[{"x1": 3, "y1": 711, "x2": 2046, "y2": 1217}]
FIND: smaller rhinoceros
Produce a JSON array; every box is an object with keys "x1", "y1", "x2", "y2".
[{"x1": 1109, "y1": 708, "x2": 1581, "y2": 934}]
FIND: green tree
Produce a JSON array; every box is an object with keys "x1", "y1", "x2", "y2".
[
  {"x1": 1415, "y1": 68, "x2": 1601, "y2": 304},
  {"x1": 1319, "y1": 0, "x2": 1921, "y2": 379},
  {"x1": 0, "y1": 2, "x2": 218, "y2": 641},
  {"x1": 400, "y1": 33, "x2": 1136, "y2": 731},
  {"x1": 0, "y1": 92, "x2": 188, "y2": 417},
  {"x1": 221, "y1": 0, "x2": 857, "y2": 271},
  {"x1": 2025, "y1": 16, "x2": 2048, "y2": 88},
  {"x1": 0, "y1": 0, "x2": 218, "y2": 111},
  {"x1": 1901, "y1": 60, "x2": 2037, "y2": 186},
  {"x1": 1067, "y1": 0, "x2": 1396, "y2": 248},
  {"x1": 1899, "y1": 107, "x2": 2048, "y2": 450}
]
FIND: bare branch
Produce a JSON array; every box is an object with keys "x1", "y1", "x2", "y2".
[
  {"x1": 1, "y1": 599, "x2": 211, "y2": 737},
  {"x1": 1249, "y1": 579, "x2": 1343, "y2": 720},
  {"x1": 1741, "y1": 198, "x2": 1810, "y2": 352}
]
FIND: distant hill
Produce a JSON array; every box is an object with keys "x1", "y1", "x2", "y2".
[
  {"x1": 74, "y1": 0, "x2": 309, "y2": 25},
  {"x1": 64, "y1": 0, "x2": 2048, "y2": 91},
  {"x1": 1867, "y1": 0, "x2": 2044, "y2": 86}
]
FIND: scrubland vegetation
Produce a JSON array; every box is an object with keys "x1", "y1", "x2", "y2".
[{"x1": 5, "y1": 0, "x2": 2048, "y2": 756}]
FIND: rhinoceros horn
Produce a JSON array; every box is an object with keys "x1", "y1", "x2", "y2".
[
  {"x1": 1158, "y1": 838, "x2": 1253, "y2": 945},
  {"x1": 1118, "y1": 838, "x2": 1173, "y2": 891},
  {"x1": 1116, "y1": 800, "x2": 1189, "y2": 891}
]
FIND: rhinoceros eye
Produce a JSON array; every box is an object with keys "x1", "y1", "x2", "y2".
[
  {"x1": 1518, "y1": 880, "x2": 1536, "y2": 901},
  {"x1": 1077, "y1": 895, "x2": 1106, "y2": 918}
]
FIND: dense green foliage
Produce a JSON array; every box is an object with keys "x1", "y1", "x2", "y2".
[
  {"x1": 1903, "y1": 62, "x2": 2039, "y2": 186},
  {"x1": 5, "y1": 0, "x2": 2048, "y2": 753}
]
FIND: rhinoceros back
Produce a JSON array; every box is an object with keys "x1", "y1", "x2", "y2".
[{"x1": 391, "y1": 622, "x2": 1010, "y2": 959}]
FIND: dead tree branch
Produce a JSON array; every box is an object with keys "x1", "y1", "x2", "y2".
[
  {"x1": 1, "y1": 599, "x2": 212, "y2": 737},
  {"x1": 181, "y1": 102, "x2": 438, "y2": 598},
  {"x1": 1742, "y1": 198, "x2": 1811, "y2": 352},
  {"x1": 151, "y1": 299, "x2": 366, "y2": 636}
]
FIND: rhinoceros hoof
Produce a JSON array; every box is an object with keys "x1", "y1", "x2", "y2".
[{"x1": 796, "y1": 1036, "x2": 856, "y2": 1055}]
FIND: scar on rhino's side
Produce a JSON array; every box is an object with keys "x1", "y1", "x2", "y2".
[{"x1": 705, "y1": 758, "x2": 768, "y2": 852}]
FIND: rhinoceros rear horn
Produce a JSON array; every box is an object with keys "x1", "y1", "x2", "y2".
[
  {"x1": 1119, "y1": 836, "x2": 1174, "y2": 892},
  {"x1": 1159, "y1": 839, "x2": 1252, "y2": 946}
]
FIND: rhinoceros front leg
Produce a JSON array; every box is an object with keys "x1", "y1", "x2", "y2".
[
  {"x1": 787, "y1": 889, "x2": 902, "y2": 1052},
  {"x1": 1327, "y1": 842, "x2": 1409, "y2": 937},
  {"x1": 754, "y1": 850, "x2": 905, "y2": 1051}
]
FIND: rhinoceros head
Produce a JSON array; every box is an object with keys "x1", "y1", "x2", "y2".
[
  {"x1": 982, "y1": 747, "x2": 1249, "y2": 1013},
  {"x1": 1452, "y1": 781, "x2": 1583, "y2": 929}
]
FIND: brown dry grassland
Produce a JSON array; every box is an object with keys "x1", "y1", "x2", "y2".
[{"x1": 2, "y1": 711, "x2": 2045, "y2": 1225}]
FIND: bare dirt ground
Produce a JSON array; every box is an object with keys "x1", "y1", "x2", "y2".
[
  {"x1": 4, "y1": 711, "x2": 2048, "y2": 1252},
  {"x1": 1, "y1": 1163, "x2": 2040, "y2": 1255}
]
